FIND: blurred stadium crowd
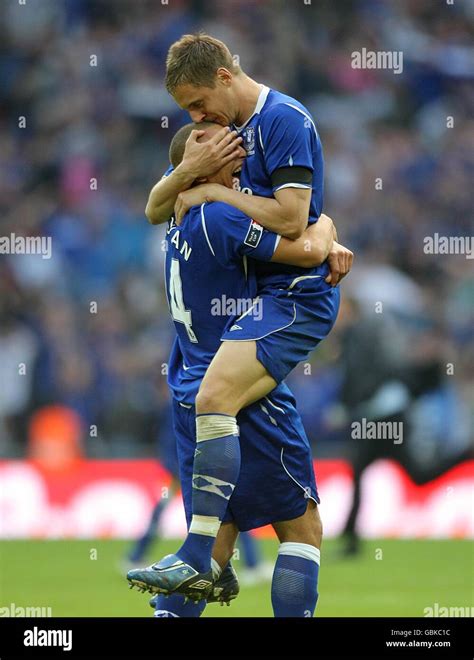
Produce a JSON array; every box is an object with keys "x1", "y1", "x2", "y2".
[{"x1": 1, "y1": 0, "x2": 472, "y2": 468}]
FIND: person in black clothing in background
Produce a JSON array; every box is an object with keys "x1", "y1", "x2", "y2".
[{"x1": 335, "y1": 296, "x2": 469, "y2": 557}]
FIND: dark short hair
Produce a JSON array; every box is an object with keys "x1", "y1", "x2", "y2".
[
  {"x1": 165, "y1": 33, "x2": 240, "y2": 94},
  {"x1": 169, "y1": 121, "x2": 218, "y2": 168}
]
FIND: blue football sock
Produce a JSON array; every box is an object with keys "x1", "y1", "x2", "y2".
[
  {"x1": 271, "y1": 542, "x2": 320, "y2": 617},
  {"x1": 153, "y1": 594, "x2": 206, "y2": 618},
  {"x1": 177, "y1": 414, "x2": 240, "y2": 573}
]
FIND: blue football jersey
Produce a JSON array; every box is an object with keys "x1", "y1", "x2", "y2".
[
  {"x1": 234, "y1": 86, "x2": 322, "y2": 215},
  {"x1": 165, "y1": 202, "x2": 279, "y2": 404},
  {"x1": 233, "y1": 86, "x2": 326, "y2": 289},
  {"x1": 162, "y1": 86, "x2": 326, "y2": 293}
]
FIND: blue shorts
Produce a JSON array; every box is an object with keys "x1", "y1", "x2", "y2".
[
  {"x1": 221, "y1": 274, "x2": 340, "y2": 384},
  {"x1": 157, "y1": 406, "x2": 180, "y2": 477},
  {"x1": 172, "y1": 382, "x2": 319, "y2": 532}
]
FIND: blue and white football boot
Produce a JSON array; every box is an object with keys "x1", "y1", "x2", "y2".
[
  {"x1": 127, "y1": 553, "x2": 213, "y2": 602},
  {"x1": 148, "y1": 562, "x2": 240, "y2": 608}
]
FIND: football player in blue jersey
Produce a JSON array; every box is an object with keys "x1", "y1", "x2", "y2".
[
  {"x1": 128, "y1": 121, "x2": 352, "y2": 616},
  {"x1": 136, "y1": 34, "x2": 353, "y2": 608}
]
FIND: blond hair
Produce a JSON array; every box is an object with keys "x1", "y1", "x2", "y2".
[{"x1": 165, "y1": 33, "x2": 240, "y2": 94}]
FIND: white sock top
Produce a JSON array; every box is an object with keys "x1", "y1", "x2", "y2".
[{"x1": 278, "y1": 542, "x2": 320, "y2": 565}]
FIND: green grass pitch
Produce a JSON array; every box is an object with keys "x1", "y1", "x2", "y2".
[{"x1": 0, "y1": 539, "x2": 471, "y2": 617}]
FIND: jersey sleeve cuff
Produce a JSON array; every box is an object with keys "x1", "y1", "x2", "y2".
[{"x1": 273, "y1": 182, "x2": 313, "y2": 193}]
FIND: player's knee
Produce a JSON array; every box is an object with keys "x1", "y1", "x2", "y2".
[
  {"x1": 314, "y1": 510, "x2": 323, "y2": 547},
  {"x1": 196, "y1": 377, "x2": 234, "y2": 414},
  {"x1": 277, "y1": 501, "x2": 322, "y2": 548},
  {"x1": 308, "y1": 501, "x2": 323, "y2": 547},
  {"x1": 301, "y1": 526, "x2": 321, "y2": 549},
  {"x1": 195, "y1": 384, "x2": 221, "y2": 414}
]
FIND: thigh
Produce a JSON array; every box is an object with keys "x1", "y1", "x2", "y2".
[{"x1": 197, "y1": 340, "x2": 277, "y2": 415}]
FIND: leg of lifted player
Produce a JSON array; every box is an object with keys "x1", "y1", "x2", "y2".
[
  {"x1": 152, "y1": 522, "x2": 240, "y2": 617},
  {"x1": 175, "y1": 341, "x2": 275, "y2": 574},
  {"x1": 196, "y1": 340, "x2": 277, "y2": 416}
]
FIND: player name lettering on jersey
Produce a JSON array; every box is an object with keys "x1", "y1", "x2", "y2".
[{"x1": 169, "y1": 228, "x2": 192, "y2": 261}]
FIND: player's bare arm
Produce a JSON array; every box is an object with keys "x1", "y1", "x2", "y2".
[
  {"x1": 145, "y1": 127, "x2": 243, "y2": 225},
  {"x1": 174, "y1": 178, "x2": 354, "y2": 283},
  {"x1": 175, "y1": 183, "x2": 310, "y2": 239},
  {"x1": 271, "y1": 213, "x2": 334, "y2": 268}
]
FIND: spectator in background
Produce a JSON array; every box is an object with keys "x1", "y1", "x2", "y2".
[
  {"x1": 0, "y1": 0, "x2": 471, "y2": 460},
  {"x1": 333, "y1": 295, "x2": 471, "y2": 556},
  {"x1": 28, "y1": 404, "x2": 83, "y2": 472},
  {"x1": 0, "y1": 303, "x2": 38, "y2": 452}
]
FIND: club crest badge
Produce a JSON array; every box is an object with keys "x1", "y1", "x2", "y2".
[{"x1": 242, "y1": 127, "x2": 255, "y2": 156}]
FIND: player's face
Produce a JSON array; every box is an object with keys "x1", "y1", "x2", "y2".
[
  {"x1": 202, "y1": 125, "x2": 246, "y2": 187},
  {"x1": 173, "y1": 79, "x2": 237, "y2": 126},
  {"x1": 212, "y1": 151, "x2": 246, "y2": 188}
]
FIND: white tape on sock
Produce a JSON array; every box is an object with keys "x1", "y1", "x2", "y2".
[
  {"x1": 196, "y1": 414, "x2": 238, "y2": 442},
  {"x1": 189, "y1": 514, "x2": 221, "y2": 538}
]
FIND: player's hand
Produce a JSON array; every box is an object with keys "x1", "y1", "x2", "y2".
[
  {"x1": 174, "y1": 184, "x2": 218, "y2": 224},
  {"x1": 180, "y1": 127, "x2": 243, "y2": 179},
  {"x1": 325, "y1": 242, "x2": 354, "y2": 286}
]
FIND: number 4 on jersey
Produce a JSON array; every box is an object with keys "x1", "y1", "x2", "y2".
[{"x1": 169, "y1": 258, "x2": 198, "y2": 343}]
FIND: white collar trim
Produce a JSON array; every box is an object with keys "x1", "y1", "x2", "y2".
[{"x1": 235, "y1": 85, "x2": 270, "y2": 131}]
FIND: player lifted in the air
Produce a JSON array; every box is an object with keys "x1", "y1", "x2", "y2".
[
  {"x1": 129, "y1": 120, "x2": 348, "y2": 616},
  {"x1": 129, "y1": 34, "x2": 353, "y2": 606}
]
